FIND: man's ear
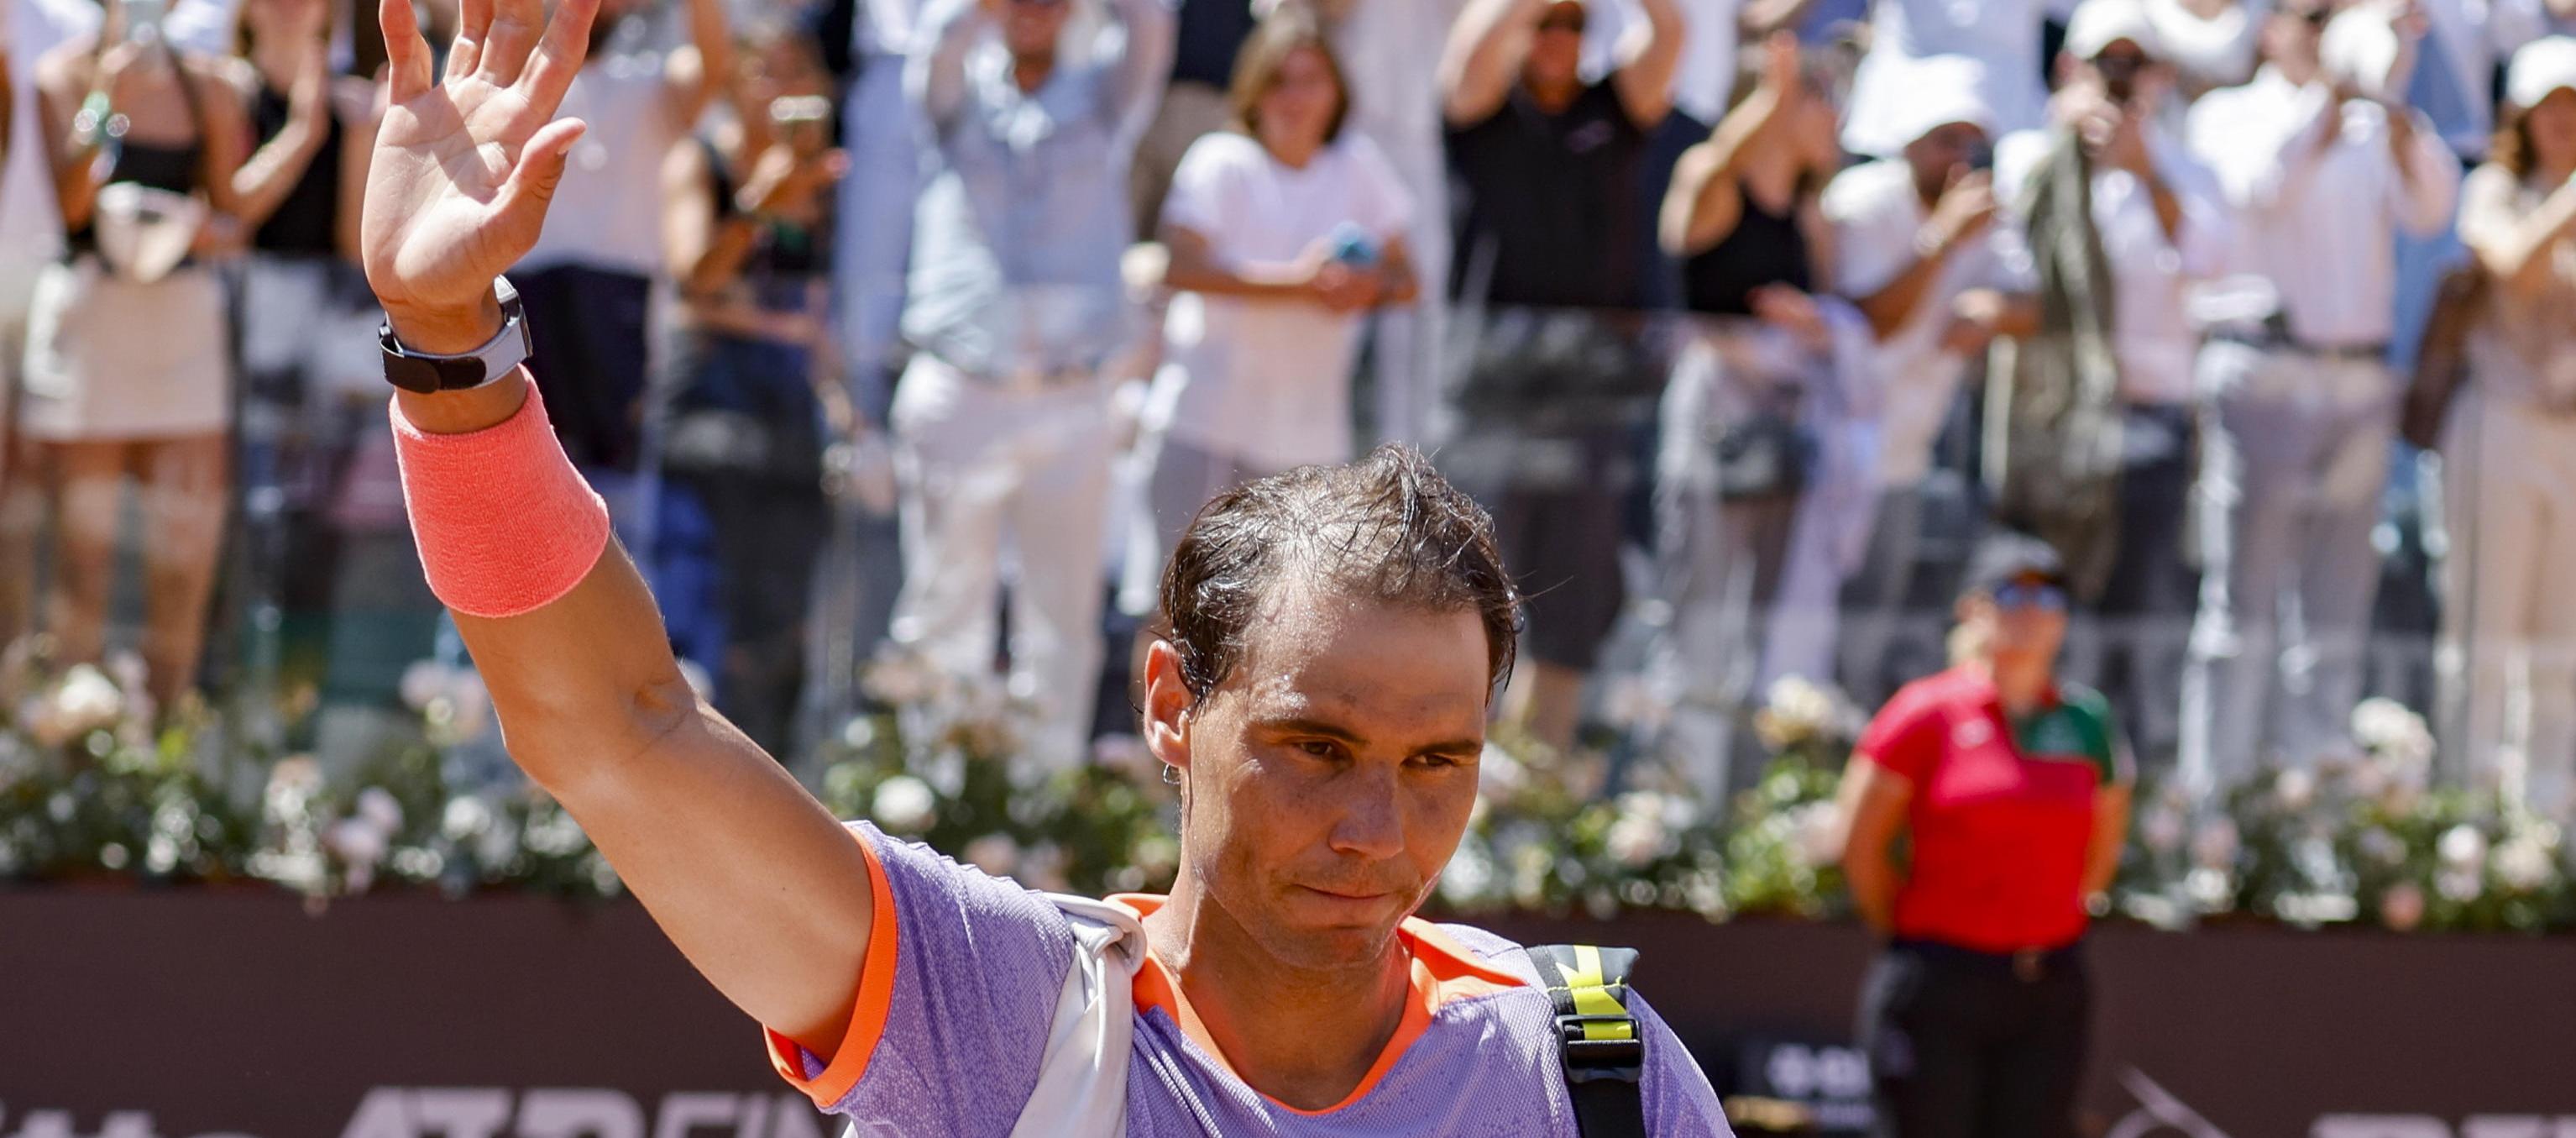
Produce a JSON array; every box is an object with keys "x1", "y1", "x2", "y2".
[{"x1": 1142, "y1": 639, "x2": 1196, "y2": 773}]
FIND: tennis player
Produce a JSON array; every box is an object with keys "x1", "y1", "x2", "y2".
[{"x1": 359, "y1": 0, "x2": 1727, "y2": 1130}]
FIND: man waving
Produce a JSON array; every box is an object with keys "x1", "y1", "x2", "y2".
[{"x1": 361, "y1": 0, "x2": 1726, "y2": 1130}]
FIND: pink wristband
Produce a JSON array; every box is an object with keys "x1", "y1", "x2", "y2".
[{"x1": 390, "y1": 385, "x2": 612, "y2": 619}]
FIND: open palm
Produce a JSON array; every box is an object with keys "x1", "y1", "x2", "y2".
[{"x1": 363, "y1": 0, "x2": 598, "y2": 328}]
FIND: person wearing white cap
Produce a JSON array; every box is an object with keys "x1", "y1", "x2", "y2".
[
  {"x1": 1987, "y1": 0, "x2": 2229, "y2": 765},
  {"x1": 2437, "y1": 35, "x2": 2576, "y2": 821},
  {"x1": 1823, "y1": 54, "x2": 2040, "y2": 705},
  {"x1": 1837, "y1": 0, "x2": 2078, "y2": 159},
  {"x1": 2180, "y1": 1, "x2": 2458, "y2": 799}
]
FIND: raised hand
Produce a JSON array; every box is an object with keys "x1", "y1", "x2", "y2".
[
  {"x1": 364, "y1": 0, "x2": 598, "y2": 354},
  {"x1": 1923, "y1": 168, "x2": 1997, "y2": 257}
]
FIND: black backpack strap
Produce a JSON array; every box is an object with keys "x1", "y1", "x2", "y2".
[{"x1": 1527, "y1": 943, "x2": 1650, "y2": 1138}]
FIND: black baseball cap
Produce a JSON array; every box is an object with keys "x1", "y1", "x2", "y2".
[{"x1": 1963, "y1": 531, "x2": 2070, "y2": 598}]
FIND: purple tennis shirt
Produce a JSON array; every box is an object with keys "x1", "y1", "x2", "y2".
[{"x1": 764, "y1": 823, "x2": 1731, "y2": 1136}]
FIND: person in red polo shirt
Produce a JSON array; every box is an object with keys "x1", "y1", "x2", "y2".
[{"x1": 1834, "y1": 532, "x2": 2135, "y2": 1138}]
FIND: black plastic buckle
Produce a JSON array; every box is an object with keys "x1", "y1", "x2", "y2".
[{"x1": 1556, "y1": 1013, "x2": 1646, "y2": 1083}]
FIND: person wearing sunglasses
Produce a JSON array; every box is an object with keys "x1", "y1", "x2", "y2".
[{"x1": 1834, "y1": 531, "x2": 2134, "y2": 1138}]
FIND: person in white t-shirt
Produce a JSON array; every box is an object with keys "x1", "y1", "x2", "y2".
[
  {"x1": 1822, "y1": 58, "x2": 2036, "y2": 705},
  {"x1": 1128, "y1": 10, "x2": 1417, "y2": 616}
]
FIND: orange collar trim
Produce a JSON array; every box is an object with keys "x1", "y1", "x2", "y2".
[{"x1": 1104, "y1": 894, "x2": 1526, "y2": 1115}]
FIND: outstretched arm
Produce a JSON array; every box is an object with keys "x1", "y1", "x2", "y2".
[
  {"x1": 1440, "y1": 0, "x2": 1539, "y2": 126},
  {"x1": 1659, "y1": 32, "x2": 1794, "y2": 257},
  {"x1": 1610, "y1": 0, "x2": 1682, "y2": 128},
  {"x1": 366, "y1": 0, "x2": 877, "y2": 1058}
]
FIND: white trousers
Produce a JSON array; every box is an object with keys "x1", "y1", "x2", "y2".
[
  {"x1": 889, "y1": 355, "x2": 1116, "y2": 770},
  {"x1": 2438, "y1": 389, "x2": 2576, "y2": 820},
  {"x1": 2181, "y1": 341, "x2": 2395, "y2": 796}
]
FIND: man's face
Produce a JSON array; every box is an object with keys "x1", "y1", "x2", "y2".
[
  {"x1": 2264, "y1": 1, "x2": 2334, "y2": 72},
  {"x1": 1904, "y1": 120, "x2": 1989, "y2": 194},
  {"x1": 1147, "y1": 585, "x2": 1490, "y2": 970},
  {"x1": 2082, "y1": 40, "x2": 2158, "y2": 104},
  {"x1": 1002, "y1": 0, "x2": 1071, "y2": 61},
  {"x1": 1523, "y1": 2, "x2": 1586, "y2": 90}
]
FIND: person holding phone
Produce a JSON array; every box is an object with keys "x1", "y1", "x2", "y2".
[
  {"x1": 1835, "y1": 532, "x2": 2134, "y2": 1138},
  {"x1": 1647, "y1": 31, "x2": 1847, "y2": 802},
  {"x1": 2181, "y1": 1, "x2": 2458, "y2": 800},
  {"x1": 18, "y1": 0, "x2": 319, "y2": 708},
  {"x1": 1123, "y1": 8, "x2": 1416, "y2": 624},
  {"x1": 1988, "y1": 0, "x2": 2228, "y2": 769},
  {"x1": 653, "y1": 24, "x2": 850, "y2": 756},
  {"x1": 1824, "y1": 55, "x2": 2038, "y2": 709}
]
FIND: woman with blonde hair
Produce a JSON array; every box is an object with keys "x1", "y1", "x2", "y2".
[{"x1": 1122, "y1": 7, "x2": 1417, "y2": 621}]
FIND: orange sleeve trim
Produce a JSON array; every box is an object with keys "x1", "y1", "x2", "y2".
[{"x1": 764, "y1": 826, "x2": 901, "y2": 1109}]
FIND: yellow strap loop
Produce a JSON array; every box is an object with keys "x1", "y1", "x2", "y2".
[{"x1": 1563, "y1": 944, "x2": 1635, "y2": 1043}]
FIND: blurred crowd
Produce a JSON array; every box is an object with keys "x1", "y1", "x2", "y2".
[{"x1": 4, "y1": 0, "x2": 2576, "y2": 819}]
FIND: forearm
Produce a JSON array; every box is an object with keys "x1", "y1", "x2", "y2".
[
  {"x1": 1853, "y1": 251, "x2": 1947, "y2": 340},
  {"x1": 2144, "y1": 173, "x2": 2184, "y2": 244},
  {"x1": 2474, "y1": 197, "x2": 2576, "y2": 295},
  {"x1": 1845, "y1": 848, "x2": 1900, "y2": 934},
  {"x1": 1441, "y1": 0, "x2": 1533, "y2": 124},
  {"x1": 1660, "y1": 99, "x2": 1782, "y2": 254},
  {"x1": 682, "y1": 214, "x2": 765, "y2": 299},
  {"x1": 1376, "y1": 254, "x2": 1419, "y2": 305},
  {"x1": 396, "y1": 370, "x2": 874, "y2": 1054},
  {"x1": 46, "y1": 87, "x2": 107, "y2": 232},
  {"x1": 2391, "y1": 122, "x2": 2463, "y2": 238},
  {"x1": 1102, "y1": 0, "x2": 1177, "y2": 138},
  {"x1": 1163, "y1": 258, "x2": 1312, "y2": 300},
  {"x1": 2082, "y1": 791, "x2": 2132, "y2": 897},
  {"x1": 460, "y1": 545, "x2": 874, "y2": 1051},
  {"x1": 1987, "y1": 292, "x2": 2040, "y2": 339},
  {"x1": 1613, "y1": 0, "x2": 1683, "y2": 126},
  {"x1": 229, "y1": 115, "x2": 328, "y2": 228},
  {"x1": 908, "y1": 0, "x2": 987, "y2": 128},
  {"x1": 685, "y1": 0, "x2": 731, "y2": 105}
]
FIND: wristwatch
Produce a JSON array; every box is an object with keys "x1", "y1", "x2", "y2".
[{"x1": 379, "y1": 276, "x2": 531, "y2": 394}]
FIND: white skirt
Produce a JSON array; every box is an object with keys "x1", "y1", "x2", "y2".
[{"x1": 19, "y1": 256, "x2": 232, "y2": 441}]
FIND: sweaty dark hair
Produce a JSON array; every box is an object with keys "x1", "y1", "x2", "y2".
[{"x1": 1160, "y1": 444, "x2": 1520, "y2": 701}]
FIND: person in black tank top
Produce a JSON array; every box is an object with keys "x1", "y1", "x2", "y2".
[
  {"x1": 1649, "y1": 34, "x2": 1850, "y2": 804},
  {"x1": 651, "y1": 26, "x2": 847, "y2": 758},
  {"x1": 1659, "y1": 34, "x2": 1841, "y2": 317}
]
